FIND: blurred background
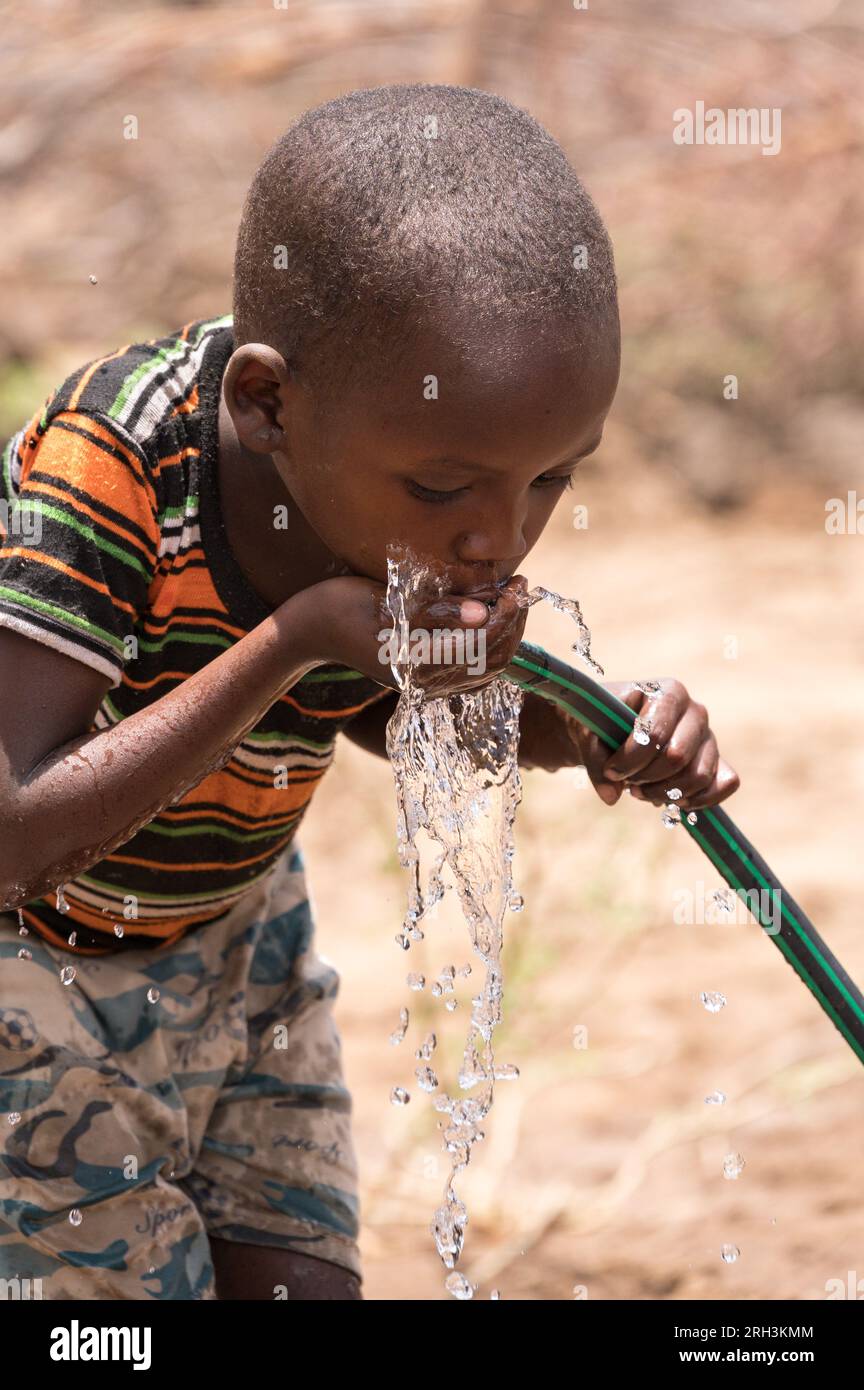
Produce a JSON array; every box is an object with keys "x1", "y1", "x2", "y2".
[{"x1": 2, "y1": 0, "x2": 863, "y2": 1300}]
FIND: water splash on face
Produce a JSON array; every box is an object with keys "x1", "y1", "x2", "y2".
[{"x1": 382, "y1": 544, "x2": 525, "y2": 1295}]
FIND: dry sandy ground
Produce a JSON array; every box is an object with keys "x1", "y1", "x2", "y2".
[{"x1": 302, "y1": 455, "x2": 864, "y2": 1301}]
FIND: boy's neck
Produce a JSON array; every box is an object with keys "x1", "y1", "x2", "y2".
[{"x1": 216, "y1": 391, "x2": 348, "y2": 610}]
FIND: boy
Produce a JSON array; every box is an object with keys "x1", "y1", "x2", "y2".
[{"x1": 0, "y1": 84, "x2": 737, "y2": 1301}]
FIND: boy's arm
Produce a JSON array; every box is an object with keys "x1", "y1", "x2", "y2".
[{"x1": 0, "y1": 591, "x2": 330, "y2": 910}]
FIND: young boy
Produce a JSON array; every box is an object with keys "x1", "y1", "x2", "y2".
[{"x1": 0, "y1": 84, "x2": 737, "y2": 1301}]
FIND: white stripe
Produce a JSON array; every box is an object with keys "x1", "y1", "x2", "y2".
[{"x1": 0, "y1": 611, "x2": 121, "y2": 685}]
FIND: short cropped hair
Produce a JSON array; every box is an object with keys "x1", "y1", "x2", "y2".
[{"x1": 233, "y1": 83, "x2": 618, "y2": 400}]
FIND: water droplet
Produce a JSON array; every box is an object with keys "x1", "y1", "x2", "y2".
[
  {"x1": 700, "y1": 990, "x2": 727, "y2": 1013},
  {"x1": 395, "y1": 933, "x2": 410, "y2": 951},
  {"x1": 407, "y1": 973, "x2": 425, "y2": 990},
  {"x1": 686, "y1": 811, "x2": 698, "y2": 825},
  {"x1": 17, "y1": 948, "x2": 32, "y2": 961},
  {"x1": 415, "y1": 1032, "x2": 437, "y2": 1061},
  {"x1": 60, "y1": 965, "x2": 76, "y2": 987},
  {"x1": 389, "y1": 1007, "x2": 409, "y2": 1045},
  {"x1": 493, "y1": 1063, "x2": 520, "y2": 1081},
  {"x1": 431, "y1": 982, "x2": 443, "y2": 997},
  {"x1": 456, "y1": 963, "x2": 472, "y2": 977},
  {"x1": 114, "y1": 922, "x2": 125, "y2": 938},
  {"x1": 390, "y1": 1087, "x2": 410, "y2": 1106},
  {"x1": 56, "y1": 885, "x2": 70, "y2": 913},
  {"x1": 490, "y1": 1288, "x2": 501, "y2": 1300},
  {"x1": 146, "y1": 987, "x2": 160, "y2": 1004},
  {"x1": 723, "y1": 1152, "x2": 746, "y2": 1180},
  {"x1": 67, "y1": 931, "x2": 77, "y2": 948},
  {"x1": 88, "y1": 274, "x2": 98, "y2": 285},
  {"x1": 661, "y1": 804, "x2": 681, "y2": 828},
  {"x1": 632, "y1": 718, "x2": 651, "y2": 746},
  {"x1": 415, "y1": 1066, "x2": 439, "y2": 1093},
  {"x1": 720, "y1": 1243, "x2": 740, "y2": 1264},
  {"x1": 16, "y1": 909, "x2": 24, "y2": 929},
  {"x1": 445, "y1": 999, "x2": 458, "y2": 1011},
  {"x1": 712, "y1": 889, "x2": 735, "y2": 914},
  {"x1": 704, "y1": 1090, "x2": 727, "y2": 1105},
  {"x1": 665, "y1": 787, "x2": 682, "y2": 800},
  {"x1": 445, "y1": 1271, "x2": 474, "y2": 1300},
  {"x1": 8, "y1": 1112, "x2": 21, "y2": 1126},
  {"x1": 508, "y1": 894, "x2": 524, "y2": 912},
  {"x1": 18, "y1": 924, "x2": 28, "y2": 937},
  {"x1": 69, "y1": 1208, "x2": 83, "y2": 1226}
]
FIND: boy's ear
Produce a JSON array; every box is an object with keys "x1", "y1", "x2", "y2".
[{"x1": 222, "y1": 344, "x2": 291, "y2": 456}]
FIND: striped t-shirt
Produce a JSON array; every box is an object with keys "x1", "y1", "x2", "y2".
[{"x1": 0, "y1": 314, "x2": 391, "y2": 955}]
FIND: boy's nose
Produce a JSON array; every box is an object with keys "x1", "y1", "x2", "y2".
[{"x1": 458, "y1": 522, "x2": 525, "y2": 569}]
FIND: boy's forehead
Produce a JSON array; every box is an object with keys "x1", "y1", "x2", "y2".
[{"x1": 354, "y1": 310, "x2": 619, "y2": 453}]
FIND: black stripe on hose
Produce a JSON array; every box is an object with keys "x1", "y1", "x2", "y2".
[{"x1": 505, "y1": 641, "x2": 864, "y2": 1067}]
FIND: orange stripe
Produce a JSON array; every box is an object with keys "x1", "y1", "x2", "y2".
[
  {"x1": 159, "y1": 806, "x2": 299, "y2": 829},
  {"x1": 1, "y1": 549, "x2": 138, "y2": 617},
  {"x1": 31, "y1": 480, "x2": 157, "y2": 561},
  {"x1": 68, "y1": 347, "x2": 132, "y2": 412},
  {"x1": 280, "y1": 692, "x2": 378, "y2": 719},
  {"x1": 153, "y1": 445, "x2": 199, "y2": 470},
  {"x1": 140, "y1": 611, "x2": 246, "y2": 639},
  {"x1": 30, "y1": 413, "x2": 159, "y2": 518}
]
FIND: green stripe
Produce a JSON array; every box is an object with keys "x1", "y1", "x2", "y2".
[
  {"x1": 138, "y1": 631, "x2": 234, "y2": 654},
  {"x1": 697, "y1": 808, "x2": 864, "y2": 1032},
  {"x1": 301, "y1": 668, "x2": 368, "y2": 684},
  {"x1": 510, "y1": 651, "x2": 634, "y2": 738},
  {"x1": 145, "y1": 819, "x2": 300, "y2": 844},
  {"x1": 685, "y1": 816, "x2": 864, "y2": 1064},
  {"x1": 77, "y1": 861, "x2": 276, "y2": 905},
  {"x1": 107, "y1": 317, "x2": 231, "y2": 420},
  {"x1": 1, "y1": 434, "x2": 13, "y2": 500},
  {"x1": 0, "y1": 585, "x2": 124, "y2": 655},
  {"x1": 245, "y1": 731, "x2": 331, "y2": 750},
  {"x1": 36, "y1": 502, "x2": 151, "y2": 578}
]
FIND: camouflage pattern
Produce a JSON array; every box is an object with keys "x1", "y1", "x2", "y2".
[{"x1": 0, "y1": 844, "x2": 362, "y2": 1299}]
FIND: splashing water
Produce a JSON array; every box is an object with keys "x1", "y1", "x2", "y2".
[
  {"x1": 700, "y1": 990, "x2": 727, "y2": 1013},
  {"x1": 512, "y1": 585, "x2": 604, "y2": 678},
  {"x1": 389, "y1": 1007, "x2": 410, "y2": 1046},
  {"x1": 382, "y1": 545, "x2": 527, "y2": 1295},
  {"x1": 722, "y1": 1152, "x2": 746, "y2": 1180}
]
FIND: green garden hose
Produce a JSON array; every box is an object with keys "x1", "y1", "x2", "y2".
[{"x1": 505, "y1": 640, "x2": 864, "y2": 1069}]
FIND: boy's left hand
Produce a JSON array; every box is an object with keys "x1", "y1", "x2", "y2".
[{"x1": 518, "y1": 679, "x2": 739, "y2": 810}]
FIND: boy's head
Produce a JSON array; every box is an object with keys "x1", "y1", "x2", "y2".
[{"x1": 227, "y1": 83, "x2": 620, "y2": 590}]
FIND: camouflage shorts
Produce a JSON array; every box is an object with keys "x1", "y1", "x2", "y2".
[{"x1": 0, "y1": 843, "x2": 362, "y2": 1300}]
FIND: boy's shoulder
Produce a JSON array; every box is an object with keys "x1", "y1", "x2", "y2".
[{"x1": 38, "y1": 313, "x2": 233, "y2": 452}]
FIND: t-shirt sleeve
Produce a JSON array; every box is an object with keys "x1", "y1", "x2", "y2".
[{"x1": 0, "y1": 408, "x2": 162, "y2": 687}]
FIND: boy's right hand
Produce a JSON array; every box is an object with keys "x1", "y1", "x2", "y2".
[{"x1": 294, "y1": 573, "x2": 531, "y2": 697}]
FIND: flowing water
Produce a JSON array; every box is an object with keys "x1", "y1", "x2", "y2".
[
  {"x1": 380, "y1": 544, "x2": 740, "y2": 1294},
  {"x1": 379, "y1": 546, "x2": 637, "y2": 1297}
]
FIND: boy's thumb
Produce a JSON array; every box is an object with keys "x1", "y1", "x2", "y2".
[{"x1": 595, "y1": 780, "x2": 622, "y2": 806}]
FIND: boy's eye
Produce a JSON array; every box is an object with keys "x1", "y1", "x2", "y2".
[
  {"x1": 533, "y1": 472, "x2": 575, "y2": 490},
  {"x1": 405, "y1": 480, "x2": 469, "y2": 504},
  {"x1": 405, "y1": 472, "x2": 575, "y2": 504}
]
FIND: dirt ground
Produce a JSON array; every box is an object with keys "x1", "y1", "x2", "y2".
[{"x1": 303, "y1": 457, "x2": 864, "y2": 1301}]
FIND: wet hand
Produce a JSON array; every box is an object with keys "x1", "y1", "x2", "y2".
[{"x1": 563, "y1": 678, "x2": 740, "y2": 810}]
